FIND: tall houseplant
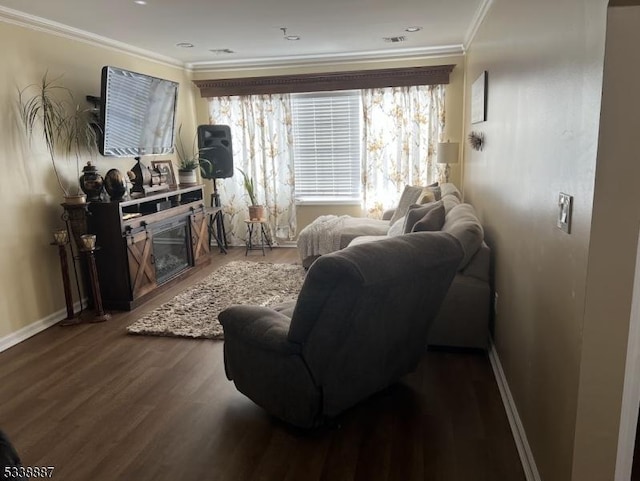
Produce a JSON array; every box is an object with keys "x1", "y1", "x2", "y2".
[
  {"x1": 238, "y1": 168, "x2": 265, "y2": 221},
  {"x1": 19, "y1": 73, "x2": 98, "y2": 202}
]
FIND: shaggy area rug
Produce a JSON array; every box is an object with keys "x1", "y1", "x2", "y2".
[{"x1": 127, "y1": 261, "x2": 306, "y2": 339}]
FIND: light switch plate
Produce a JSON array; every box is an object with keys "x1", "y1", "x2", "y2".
[{"x1": 557, "y1": 193, "x2": 573, "y2": 234}]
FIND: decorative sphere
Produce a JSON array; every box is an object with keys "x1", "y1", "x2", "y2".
[{"x1": 104, "y1": 168, "x2": 126, "y2": 201}]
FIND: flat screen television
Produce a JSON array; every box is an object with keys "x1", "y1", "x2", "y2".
[{"x1": 98, "y1": 66, "x2": 178, "y2": 157}]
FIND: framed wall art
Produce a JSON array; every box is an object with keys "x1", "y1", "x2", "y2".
[
  {"x1": 471, "y1": 71, "x2": 488, "y2": 124},
  {"x1": 151, "y1": 160, "x2": 176, "y2": 188}
]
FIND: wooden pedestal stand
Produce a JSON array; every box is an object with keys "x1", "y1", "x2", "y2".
[
  {"x1": 82, "y1": 246, "x2": 111, "y2": 323},
  {"x1": 51, "y1": 240, "x2": 81, "y2": 326}
]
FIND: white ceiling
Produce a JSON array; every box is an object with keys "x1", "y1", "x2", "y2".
[{"x1": 0, "y1": 0, "x2": 485, "y2": 70}]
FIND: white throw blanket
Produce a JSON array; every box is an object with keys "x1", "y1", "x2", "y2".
[{"x1": 297, "y1": 215, "x2": 349, "y2": 260}]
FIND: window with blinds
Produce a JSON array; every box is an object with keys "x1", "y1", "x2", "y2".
[{"x1": 292, "y1": 91, "x2": 362, "y2": 203}]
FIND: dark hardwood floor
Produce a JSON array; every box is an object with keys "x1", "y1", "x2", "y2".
[{"x1": 0, "y1": 247, "x2": 525, "y2": 481}]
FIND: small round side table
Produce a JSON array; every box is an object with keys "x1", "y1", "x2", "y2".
[{"x1": 244, "y1": 220, "x2": 273, "y2": 256}]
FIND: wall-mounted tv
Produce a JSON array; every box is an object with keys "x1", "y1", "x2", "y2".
[{"x1": 99, "y1": 66, "x2": 178, "y2": 157}]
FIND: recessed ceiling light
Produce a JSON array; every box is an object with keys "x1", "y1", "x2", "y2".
[
  {"x1": 133, "y1": 0, "x2": 147, "y2": 5},
  {"x1": 176, "y1": 42, "x2": 194, "y2": 48},
  {"x1": 405, "y1": 26, "x2": 422, "y2": 32}
]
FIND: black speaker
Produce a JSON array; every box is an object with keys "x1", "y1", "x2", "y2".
[{"x1": 197, "y1": 125, "x2": 234, "y2": 178}]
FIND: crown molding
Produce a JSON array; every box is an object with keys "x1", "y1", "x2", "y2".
[
  {"x1": 0, "y1": 5, "x2": 184, "y2": 69},
  {"x1": 187, "y1": 44, "x2": 464, "y2": 72},
  {"x1": 194, "y1": 64, "x2": 456, "y2": 97},
  {"x1": 0, "y1": 4, "x2": 467, "y2": 75},
  {"x1": 464, "y1": 0, "x2": 494, "y2": 49}
]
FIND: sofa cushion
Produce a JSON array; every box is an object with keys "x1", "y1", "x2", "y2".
[
  {"x1": 347, "y1": 235, "x2": 387, "y2": 247},
  {"x1": 440, "y1": 183, "x2": 462, "y2": 200},
  {"x1": 387, "y1": 216, "x2": 406, "y2": 237},
  {"x1": 412, "y1": 203, "x2": 446, "y2": 232},
  {"x1": 441, "y1": 203, "x2": 484, "y2": 269},
  {"x1": 403, "y1": 200, "x2": 443, "y2": 234},
  {"x1": 337, "y1": 218, "x2": 390, "y2": 249},
  {"x1": 389, "y1": 185, "x2": 424, "y2": 225},
  {"x1": 442, "y1": 194, "x2": 461, "y2": 214}
]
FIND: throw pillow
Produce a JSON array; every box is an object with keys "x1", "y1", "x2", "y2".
[
  {"x1": 389, "y1": 185, "x2": 424, "y2": 225},
  {"x1": 402, "y1": 200, "x2": 444, "y2": 233},
  {"x1": 416, "y1": 189, "x2": 436, "y2": 204},
  {"x1": 387, "y1": 216, "x2": 406, "y2": 237},
  {"x1": 412, "y1": 203, "x2": 446, "y2": 232},
  {"x1": 426, "y1": 184, "x2": 442, "y2": 201}
]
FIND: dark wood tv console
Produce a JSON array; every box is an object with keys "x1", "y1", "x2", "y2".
[{"x1": 87, "y1": 185, "x2": 211, "y2": 310}]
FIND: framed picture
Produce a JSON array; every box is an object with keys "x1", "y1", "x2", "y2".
[
  {"x1": 151, "y1": 160, "x2": 176, "y2": 188},
  {"x1": 471, "y1": 71, "x2": 488, "y2": 124}
]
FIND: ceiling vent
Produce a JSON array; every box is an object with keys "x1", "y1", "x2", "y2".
[
  {"x1": 383, "y1": 36, "x2": 406, "y2": 43},
  {"x1": 209, "y1": 49, "x2": 235, "y2": 54}
]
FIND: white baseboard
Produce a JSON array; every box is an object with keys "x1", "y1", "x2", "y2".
[
  {"x1": 489, "y1": 341, "x2": 542, "y2": 481},
  {"x1": 0, "y1": 300, "x2": 86, "y2": 353}
]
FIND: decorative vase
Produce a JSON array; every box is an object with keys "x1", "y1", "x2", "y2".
[
  {"x1": 178, "y1": 169, "x2": 197, "y2": 186},
  {"x1": 79, "y1": 161, "x2": 104, "y2": 201},
  {"x1": 249, "y1": 205, "x2": 266, "y2": 221},
  {"x1": 104, "y1": 168, "x2": 127, "y2": 201}
]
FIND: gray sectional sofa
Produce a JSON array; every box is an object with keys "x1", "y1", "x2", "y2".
[
  {"x1": 220, "y1": 231, "x2": 464, "y2": 427},
  {"x1": 297, "y1": 183, "x2": 491, "y2": 350}
]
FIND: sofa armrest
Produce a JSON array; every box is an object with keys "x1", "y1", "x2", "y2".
[
  {"x1": 382, "y1": 208, "x2": 396, "y2": 221},
  {"x1": 219, "y1": 305, "x2": 301, "y2": 355},
  {"x1": 460, "y1": 241, "x2": 490, "y2": 282}
]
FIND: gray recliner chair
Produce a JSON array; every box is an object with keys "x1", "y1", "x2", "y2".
[{"x1": 219, "y1": 231, "x2": 463, "y2": 428}]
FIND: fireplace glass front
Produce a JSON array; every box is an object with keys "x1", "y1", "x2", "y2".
[{"x1": 152, "y1": 220, "x2": 191, "y2": 284}]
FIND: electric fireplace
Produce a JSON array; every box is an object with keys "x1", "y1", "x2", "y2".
[{"x1": 151, "y1": 218, "x2": 191, "y2": 284}]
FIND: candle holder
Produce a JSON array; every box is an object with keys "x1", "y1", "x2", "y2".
[
  {"x1": 80, "y1": 235, "x2": 111, "y2": 323},
  {"x1": 51, "y1": 228, "x2": 81, "y2": 326},
  {"x1": 80, "y1": 234, "x2": 97, "y2": 251}
]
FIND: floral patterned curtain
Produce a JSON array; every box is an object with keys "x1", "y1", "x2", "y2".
[
  {"x1": 361, "y1": 85, "x2": 445, "y2": 218},
  {"x1": 206, "y1": 94, "x2": 295, "y2": 246}
]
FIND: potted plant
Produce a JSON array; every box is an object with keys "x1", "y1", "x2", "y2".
[
  {"x1": 238, "y1": 168, "x2": 265, "y2": 221},
  {"x1": 18, "y1": 72, "x2": 98, "y2": 204},
  {"x1": 175, "y1": 124, "x2": 205, "y2": 186}
]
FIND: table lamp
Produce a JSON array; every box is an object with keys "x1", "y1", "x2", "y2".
[{"x1": 437, "y1": 141, "x2": 459, "y2": 183}]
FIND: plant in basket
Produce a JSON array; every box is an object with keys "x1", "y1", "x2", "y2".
[{"x1": 238, "y1": 168, "x2": 265, "y2": 221}]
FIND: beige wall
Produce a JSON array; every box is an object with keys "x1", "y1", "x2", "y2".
[
  {"x1": 191, "y1": 55, "x2": 466, "y2": 229},
  {"x1": 573, "y1": 5, "x2": 640, "y2": 480},
  {"x1": 462, "y1": 0, "x2": 640, "y2": 480},
  {"x1": 0, "y1": 21, "x2": 198, "y2": 339}
]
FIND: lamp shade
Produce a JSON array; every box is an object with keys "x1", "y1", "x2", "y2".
[{"x1": 437, "y1": 142, "x2": 460, "y2": 164}]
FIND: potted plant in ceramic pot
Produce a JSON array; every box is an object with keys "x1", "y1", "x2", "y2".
[
  {"x1": 238, "y1": 168, "x2": 265, "y2": 221},
  {"x1": 177, "y1": 157, "x2": 199, "y2": 186},
  {"x1": 175, "y1": 124, "x2": 204, "y2": 186},
  {"x1": 18, "y1": 72, "x2": 98, "y2": 204}
]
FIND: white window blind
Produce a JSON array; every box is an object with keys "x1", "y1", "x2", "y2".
[{"x1": 292, "y1": 91, "x2": 362, "y2": 202}]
